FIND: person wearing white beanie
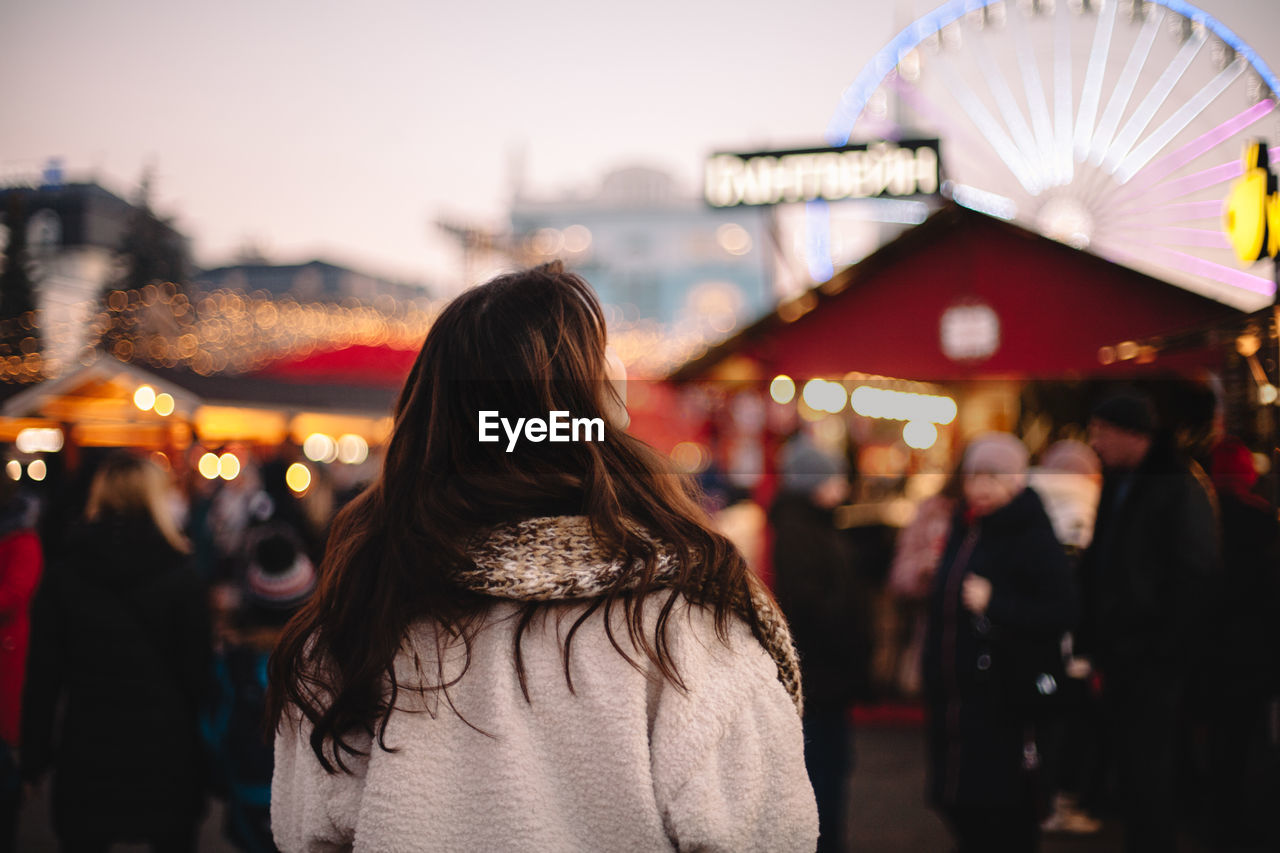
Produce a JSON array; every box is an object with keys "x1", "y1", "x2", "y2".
[{"x1": 923, "y1": 432, "x2": 1077, "y2": 852}]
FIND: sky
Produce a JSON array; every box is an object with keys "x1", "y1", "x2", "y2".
[{"x1": 3, "y1": 0, "x2": 1278, "y2": 294}]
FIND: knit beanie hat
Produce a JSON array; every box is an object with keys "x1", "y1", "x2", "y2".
[
  {"x1": 1039, "y1": 439, "x2": 1101, "y2": 478},
  {"x1": 962, "y1": 432, "x2": 1030, "y2": 486},
  {"x1": 779, "y1": 434, "x2": 848, "y2": 495},
  {"x1": 1092, "y1": 391, "x2": 1157, "y2": 435},
  {"x1": 243, "y1": 523, "x2": 317, "y2": 611}
]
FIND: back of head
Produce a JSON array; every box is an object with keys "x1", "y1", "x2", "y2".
[
  {"x1": 962, "y1": 432, "x2": 1030, "y2": 479},
  {"x1": 86, "y1": 452, "x2": 189, "y2": 553},
  {"x1": 270, "y1": 262, "x2": 753, "y2": 773},
  {"x1": 778, "y1": 433, "x2": 847, "y2": 498},
  {"x1": 1091, "y1": 390, "x2": 1158, "y2": 436},
  {"x1": 1039, "y1": 439, "x2": 1101, "y2": 479}
]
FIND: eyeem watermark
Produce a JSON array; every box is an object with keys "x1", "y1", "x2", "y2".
[{"x1": 478, "y1": 410, "x2": 605, "y2": 452}]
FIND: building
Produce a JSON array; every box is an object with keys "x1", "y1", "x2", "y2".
[
  {"x1": 510, "y1": 166, "x2": 775, "y2": 332},
  {"x1": 194, "y1": 259, "x2": 430, "y2": 306},
  {"x1": 0, "y1": 176, "x2": 189, "y2": 377}
]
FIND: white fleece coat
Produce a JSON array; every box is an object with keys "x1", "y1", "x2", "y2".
[{"x1": 272, "y1": 596, "x2": 817, "y2": 852}]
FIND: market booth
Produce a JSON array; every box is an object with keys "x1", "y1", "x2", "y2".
[
  {"x1": 671, "y1": 204, "x2": 1244, "y2": 460},
  {"x1": 666, "y1": 204, "x2": 1247, "y2": 590}
]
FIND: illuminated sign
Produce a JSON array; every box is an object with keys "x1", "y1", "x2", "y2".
[
  {"x1": 1223, "y1": 139, "x2": 1280, "y2": 262},
  {"x1": 940, "y1": 301, "x2": 1000, "y2": 362},
  {"x1": 704, "y1": 139, "x2": 940, "y2": 208}
]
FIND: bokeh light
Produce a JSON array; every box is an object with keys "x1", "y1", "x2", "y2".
[
  {"x1": 286, "y1": 462, "x2": 312, "y2": 494},
  {"x1": 133, "y1": 385, "x2": 156, "y2": 411}
]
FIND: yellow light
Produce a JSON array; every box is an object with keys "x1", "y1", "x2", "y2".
[
  {"x1": 134, "y1": 385, "x2": 157, "y2": 411},
  {"x1": 5, "y1": 461, "x2": 21, "y2": 481},
  {"x1": 770, "y1": 374, "x2": 796, "y2": 405},
  {"x1": 670, "y1": 441, "x2": 709, "y2": 473},
  {"x1": 563, "y1": 225, "x2": 592, "y2": 253},
  {"x1": 154, "y1": 393, "x2": 175, "y2": 417},
  {"x1": 850, "y1": 386, "x2": 957, "y2": 424},
  {"x1": 27, "y1": 459, "x2": 47, "y2": 482},
  {"x1": 1261, "y1": 384, "x2": 1279, "y2": 406},
  {"x1": 198, "y1": 453, "x2": 220, "y2": 479},
  {"x1": 15, "y1": 428, "x2": 63, "y2": 454},
  {"x1": 337, "y1": 434, "x2": 369, "y2": 465},
  {"x1": 802, "y1": 379, "x2": 846, "y2": 414},
  {"x1": 303, "y1": 433, "x2": 337, "y2": 463},
  {"x1": 716, "y1": 223, "x2": 752, "y2": 255},
  {"x1": 903, "y1": 420, "x2": 938, "y2": 450},
  {"x1": 218, "y1": 452, "x2": 241, "y2": 481},
  {"x1": 286, "y1": 462, "x2": 312, "y2": 494}
]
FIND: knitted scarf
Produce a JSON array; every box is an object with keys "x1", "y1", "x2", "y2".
[{"x1": 459, "y1": 515, "x2": 803, "y2": 716}]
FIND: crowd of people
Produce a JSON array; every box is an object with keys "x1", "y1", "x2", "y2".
[
  {"x1": 0, "y1": 264, "x2": 1275, "y2": 853},
  {"x1": 773, "y1": 391, "x2": 1280, "y2": 852},
  {"x1": 0, "y1": 449, "x2": 341, "y2": 853}
]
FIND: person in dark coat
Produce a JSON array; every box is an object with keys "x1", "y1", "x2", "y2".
[
  {"x1": 1077, "y1": 391, "x2": 1219, "y2": 853},
  {"x1": 205, "y1": 519, "x2": 316, "y2": 853},
  {"x1": 923, "y1": 433, "x2": 1077, "y2": 853},
  {"x1": 770, "y1": 432, "x2": 865, "y2": 853},
  {"x1": 1203, "y1": 435, "x2": 1279, "y2": 848},
  {"x1": 20, "y1": 453, "x2": 212, "y2": 853}
]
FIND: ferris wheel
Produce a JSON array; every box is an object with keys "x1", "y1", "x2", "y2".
[{"x1": 818, "y1": 0, "x2": 1280, "y2": 312}]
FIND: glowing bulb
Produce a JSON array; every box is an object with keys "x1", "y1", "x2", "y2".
[
  {"x1": 337, "y1": 434, "x2": 369, "y2": 465},
  {"x1": 27, "y1": 459, "x2": 47, "y2": 482},
  {"x1": 802, "y1": 380, "x2": 829, "y2": 411},
  {"x1": 903, "y1": 420, "x2": 939, "y2": 450},
  {"x1": 133, "y1": 385, "x2": 156, "y2": 411},
  {"x1": 286, "y1": 462, "x2": 312, "y2": 494},
  {"x1": 218, "y1": 453, "x2": 241, "y2": 481},
  {"x1": 303, "y1": 433, "x2": 336, "y2": 464},
  {"x1": 770, "y1": 375, "x2": 796, "y2": 405},
  {"x1": 1261, "y1": 384, "x2": 1278, "y2": 405},
  {"x1": 198, "y1": 453, "x2": 220, "y2": 479},
  {"x1": 154, "y1": 393, "x2": 175, "y2": 416},
  {"x1": 5, "y1": 461, "x2": 20, "y2": 481}
]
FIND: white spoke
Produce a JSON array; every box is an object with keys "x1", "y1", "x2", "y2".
[
  {"x1": 1074, "y1": 0, "x2": 1118, "y2": 161},
  {"x1": 1008, "y1": 5, "x2": 1057, "y2": 181},
  {"x1": 1114, "y1": 57, "x2": 1247, "y2": 183},
  {"x1": 1090, "y1": 6, "x2": 1165, "y2": 165},
  {"x1": 973, "y1": 29, "x2": 1045, "y2": 187},
  {"x1": 1053, "y1": 0, "x2": 1073, "y2": 187},
  {"x1": 1103, "y1": 27, "x2": 1207, "y2": 173},
  {"x1": 933, "y1": 49, "x2": 1042, "y2": 195}
]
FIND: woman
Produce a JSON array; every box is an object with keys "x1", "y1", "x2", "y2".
[
  {"x1": 21, "y1": 453, "x2": 212, "y2": 852},
  {"x1": 268, "y1": 262, "x2": 816, "y2": 852},
  {"x1": 922, "y1": 433, "x2": 1076, "y2": 853}
]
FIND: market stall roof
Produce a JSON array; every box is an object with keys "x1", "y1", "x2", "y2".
[{"x1": 670, "y1": 205, "x2": 1245, "y2": 383}]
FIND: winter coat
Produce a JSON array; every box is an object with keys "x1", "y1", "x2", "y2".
[
  {"x1": 20, "y1": 517, "x2": 212, "y2": 841},
  {"x1": 1209, "y1": 489, "x2": 1280, "y2": 701},
  {"x1": 272, "y1": 516, "x2": 818, "y2": 853},
  {"x1": 770, "y1": 491, "x2": 870, "y2": 713},
  {"x1": 1077, "y1": 441, "x2": 1219, "y2": 679},
  {"x1": 922, "y1": 487, "x2": 1077, "y2": 808},
  {"x1": 0, "y1": 515, "x2": 42, "y2": 746}
]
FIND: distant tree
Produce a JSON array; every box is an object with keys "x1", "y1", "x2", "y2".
[
  {"x1": 100, "y1": 171, "x2": 191, "y2": 363},
  {"x1": 0, "y1": 192, "x2": 40, "y2": 366},
  {"x1": 106, "y1": 171, "x2": 190, "y2": 297}
]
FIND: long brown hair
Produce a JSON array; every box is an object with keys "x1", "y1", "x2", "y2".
[
  {"x1": 267, "y1": 262, "x2": 758, "y2": 773},
  {"x1": 86, "y1": 453, "x2": 191, "y2": 553}
]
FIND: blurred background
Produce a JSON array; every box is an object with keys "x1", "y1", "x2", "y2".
[{"x1": 3, "y1": 0, "x2": 1280, "y2": 850}]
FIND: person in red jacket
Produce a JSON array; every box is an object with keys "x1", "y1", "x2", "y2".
[{"x1": 0, "y1": 474, "x2": 42, "y2": 853}]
